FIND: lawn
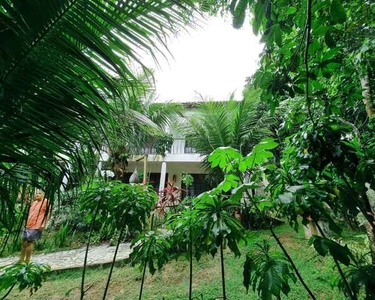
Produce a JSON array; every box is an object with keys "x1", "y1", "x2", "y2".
[{"x1": 9, "y1": 224, "x2": 350, "y2": 300}]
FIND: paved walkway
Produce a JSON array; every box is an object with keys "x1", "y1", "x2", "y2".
[{"x1": 0, "y1": 243, "x2": 131, "y2": 271}]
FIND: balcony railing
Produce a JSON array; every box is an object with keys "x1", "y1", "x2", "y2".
[{"x1": 141, "y1": 139, "x2": 197, "y2": 155}]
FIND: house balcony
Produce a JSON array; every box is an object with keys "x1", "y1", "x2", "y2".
[
  {"x1": 141, "y1": 139, "x2": 197, "y2": 155},
  {"x1": 134, "y1": 139, "x2": 203, "y2": 164},
  {"x1": 122, "y1": 139, "x2": 207, "y2": 189}
]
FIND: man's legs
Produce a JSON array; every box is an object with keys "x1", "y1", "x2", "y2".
[
  {"x1": 25, "y1": 241, "x2": 34, "y2": 263},
  {"x1": 19, "y1": 241, "x2": 34, "y2": 263},
  {"x1": 19, "y1": 240, "x2": 28, "y2": 263}
]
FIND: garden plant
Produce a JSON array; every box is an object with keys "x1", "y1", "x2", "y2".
[{"x1": 0, "y1": 0, "x2": 375, "y2": 299}]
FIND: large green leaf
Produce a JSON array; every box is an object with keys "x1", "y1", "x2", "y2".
[
  {"x1": 310, "y1": 236, "x2": 353, "y2": 266},
  {"x1": 241, "y1": 138, "x2": 278, "y2": 169},
  {"x1": 208, "y1": 147, "x2": 241, "y2": 169}
]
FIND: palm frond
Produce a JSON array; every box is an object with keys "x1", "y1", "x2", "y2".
[
  {"x1": 0, "y1": 0, "x2": 196, "y2": 227},
  {"x1": 0, "y1": 0, "x2": 195, "y2": 178},
  {"x1": 185, "y1": 91, "x2": 276, "y2": 183}
]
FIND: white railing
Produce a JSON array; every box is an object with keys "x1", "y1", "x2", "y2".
[
  {"x1": 141, "y1": 139, "x2": 196, "y2": 155},
  {"x1": 170, "y1": 139, "x2": 185, "y2": 154}
]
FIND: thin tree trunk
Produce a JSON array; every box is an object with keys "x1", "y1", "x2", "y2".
[
  {"x1": 80, "y1": 198, "x2": 103, "y2": 300},
  {"x1": 314, "y1": 221, "x2": 357, "y2": 300},
  {"x1": 10, "y1": 204, "x2": 29, "y2": 252},
  {"x1": 189, "y1": 231, "x2": 193, "y2": 300},
  {"x1": 220, "y1": 240, "x2": 226, "y2": 300},
  {"x1": 139, "y1": 241, "x2": 153, "y2": 300},
  {"x1": 269, "y1": 226, "x2": 317, "y2": 300},
  {"x1": 359, "y1": 73, "x2": 375, "y2": 117},
  {"x1": 138, "y1": 260, "x2": 148, "y2": 300},
  {"x1": 1, "y1": 283, "x2": 16, "y2": 300},
  {"x1": 0, "y1": 231, "x2": 11, "y2": 257},
  {"x1": 102, "y1": 222, "x2": 127, "y2": 299}
]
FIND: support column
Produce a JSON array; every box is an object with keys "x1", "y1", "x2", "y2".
[
  {"x1": 142, "y1": 155, "x2": 148, "y2": 184},
  {"x1": 159, "y1": 162, "x2": 167, "y2": 192}
]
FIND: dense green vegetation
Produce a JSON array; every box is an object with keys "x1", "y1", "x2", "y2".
[
  {"x1": 10, "y1": 225, "x2": 357, "y2": 300},
  {"x1": 185, "y1": 91, "x2": 275, "y2": 184},
  {"x1": 1, "y1": 0, "x2": 375, "y2": 299}
]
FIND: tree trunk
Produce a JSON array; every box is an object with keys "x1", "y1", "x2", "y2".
[
  {"x1": 359, "y1": 72, "x2": 375, "y2": 117},
  {"x1": 81, "y1": 197, "x2": 103, "y2": 300},
  {"x1": 363, "y1": 188, "x2": 375, "y2": 264},
  {"x1": 189, "y1": 238, "x2": 193, "y2": 300},
  {"x1": 103, "y1": 221, "x2": 127, "y2": 299},
  {"x1": 364, "y1": 221, "x2": 375, "y2": 264},
  {"x1": 220, "y1": 240, "x2": 226, "y2": 300}
]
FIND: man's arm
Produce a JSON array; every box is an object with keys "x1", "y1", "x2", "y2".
[{"x1": 40, "y1": 199, "x2": 50, "y2": 230}]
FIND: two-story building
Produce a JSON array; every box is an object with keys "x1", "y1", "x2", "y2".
[
  {"x1": 125, "y1": 137, "x2": 209, "y2": 197},
  {"x1": 99, "y1": 102, "x2": 213, "y2": 197}
]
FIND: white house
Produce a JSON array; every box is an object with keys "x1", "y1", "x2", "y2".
[{"x1": 126, "y1": 137, "x2": 209, "y2": 196}]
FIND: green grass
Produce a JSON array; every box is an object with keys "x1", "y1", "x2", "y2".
[{"x1": 7, "y1": 225, "x2": 349, "y2": 299}]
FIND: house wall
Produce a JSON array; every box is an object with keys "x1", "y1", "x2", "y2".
[
  {"x1": 127, "y1": 157, "x2": 205, "y2": 190},
  {"x1": 104, "y1": 105, "x2": 208, "y2": 191}
]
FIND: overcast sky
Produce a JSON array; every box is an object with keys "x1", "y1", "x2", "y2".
[{"x1": 143, "y1": 15, "x2": 263, "y2": 103}]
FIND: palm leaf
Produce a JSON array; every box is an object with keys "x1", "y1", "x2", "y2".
[
  {"x1": 0, "y1": 0, "x2": 195, "y2": 174},
  {"x1": 0, "y1": 0, "x2": 196, "y2": 228},
  {"x1": 185, "y1": 91, "x2": 276, "y2": 183}
]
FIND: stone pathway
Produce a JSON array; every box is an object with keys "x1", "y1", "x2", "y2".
[{"x1": 0, "y1": 243, "x2": 131, "y2": 271}]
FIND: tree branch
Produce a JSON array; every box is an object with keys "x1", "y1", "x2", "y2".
[
  {"x1": 243, "y1": 189, "x2": 316, "y2": 299},
  {"x1": 314, "y1": 221, "x2": 356, "y2": 300},
  {"x1": 304, "y1": 0, "x2": 315, "y2": 126}
]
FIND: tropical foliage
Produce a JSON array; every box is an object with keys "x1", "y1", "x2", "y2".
[
  {"x1": 185, "y1": 90, "x2": 275, "y2": 182},
  {"x1": 243, "y1": 241, "x2": 297, "y2": 299},
  {"x1": 78, "y1": 180, "x2": 157, "y2": 299},
  {"x1": 104, "y1": 87, "x2": 184, "y2": 180},
  {"x1": 0, "y1": 262, "x2": 50, "y2": 297},
  {"x1": 130, "y1": 230, "x2": 171, "y2": 299},
  {"x1": 1, "y1": 0, "x2": 375, "y2": 299},
  {"x1": 0, "y1": 0, "x2": 194, "y2": 228},
  {"x1": 200, "y1": 0, "x2": 375, "y2": 299}
]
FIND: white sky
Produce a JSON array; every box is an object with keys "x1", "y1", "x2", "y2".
[{"x1": 143, "y1": 15, "x2": 263, "y2": 103}]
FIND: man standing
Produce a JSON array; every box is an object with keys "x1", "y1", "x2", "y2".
[{"x1": 19, "y1": 190, "x2": 49, "y2": 263}]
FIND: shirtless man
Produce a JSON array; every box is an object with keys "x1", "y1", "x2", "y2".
[{"x1": 19, "y1": 191, "x2": 49, "y2": 263}]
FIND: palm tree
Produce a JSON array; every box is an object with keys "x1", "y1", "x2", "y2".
[
  {"x1": 0, "y1": 0, "x2": 194, "y2": 226},
  {"x1": 104, "y1": 86, "x2": 185, "y2": 180},
  {"x1": 185, "y1": 89, "x2": 275, "y2": 183}
]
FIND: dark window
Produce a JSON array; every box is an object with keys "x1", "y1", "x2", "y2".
[
  {"x1": 124, "y1": 172, "x2": 168, "y2": 192},
  {"x1": 181, "y1": 174, "x2": 210, "y2": 198}
]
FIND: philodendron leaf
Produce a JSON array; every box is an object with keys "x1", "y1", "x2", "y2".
[
  {"x1": 243, "y1": 241, "x2": 297, "y2": 299},
  {"x1": 216, "y1": 174, "x2": 240, "y2": 192},
  {"x1": 208, "y1": 147, "x2": 241, "y2": 169},
  {"x1": 242, "y1": 138, "x2": 278, "y2": 169},
  {"x1": 252, "y1": 138, "x2": 279, "y2": 153},
  {"x1": 310, "y1": 236, "x2": 353, "y2": 266}
]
